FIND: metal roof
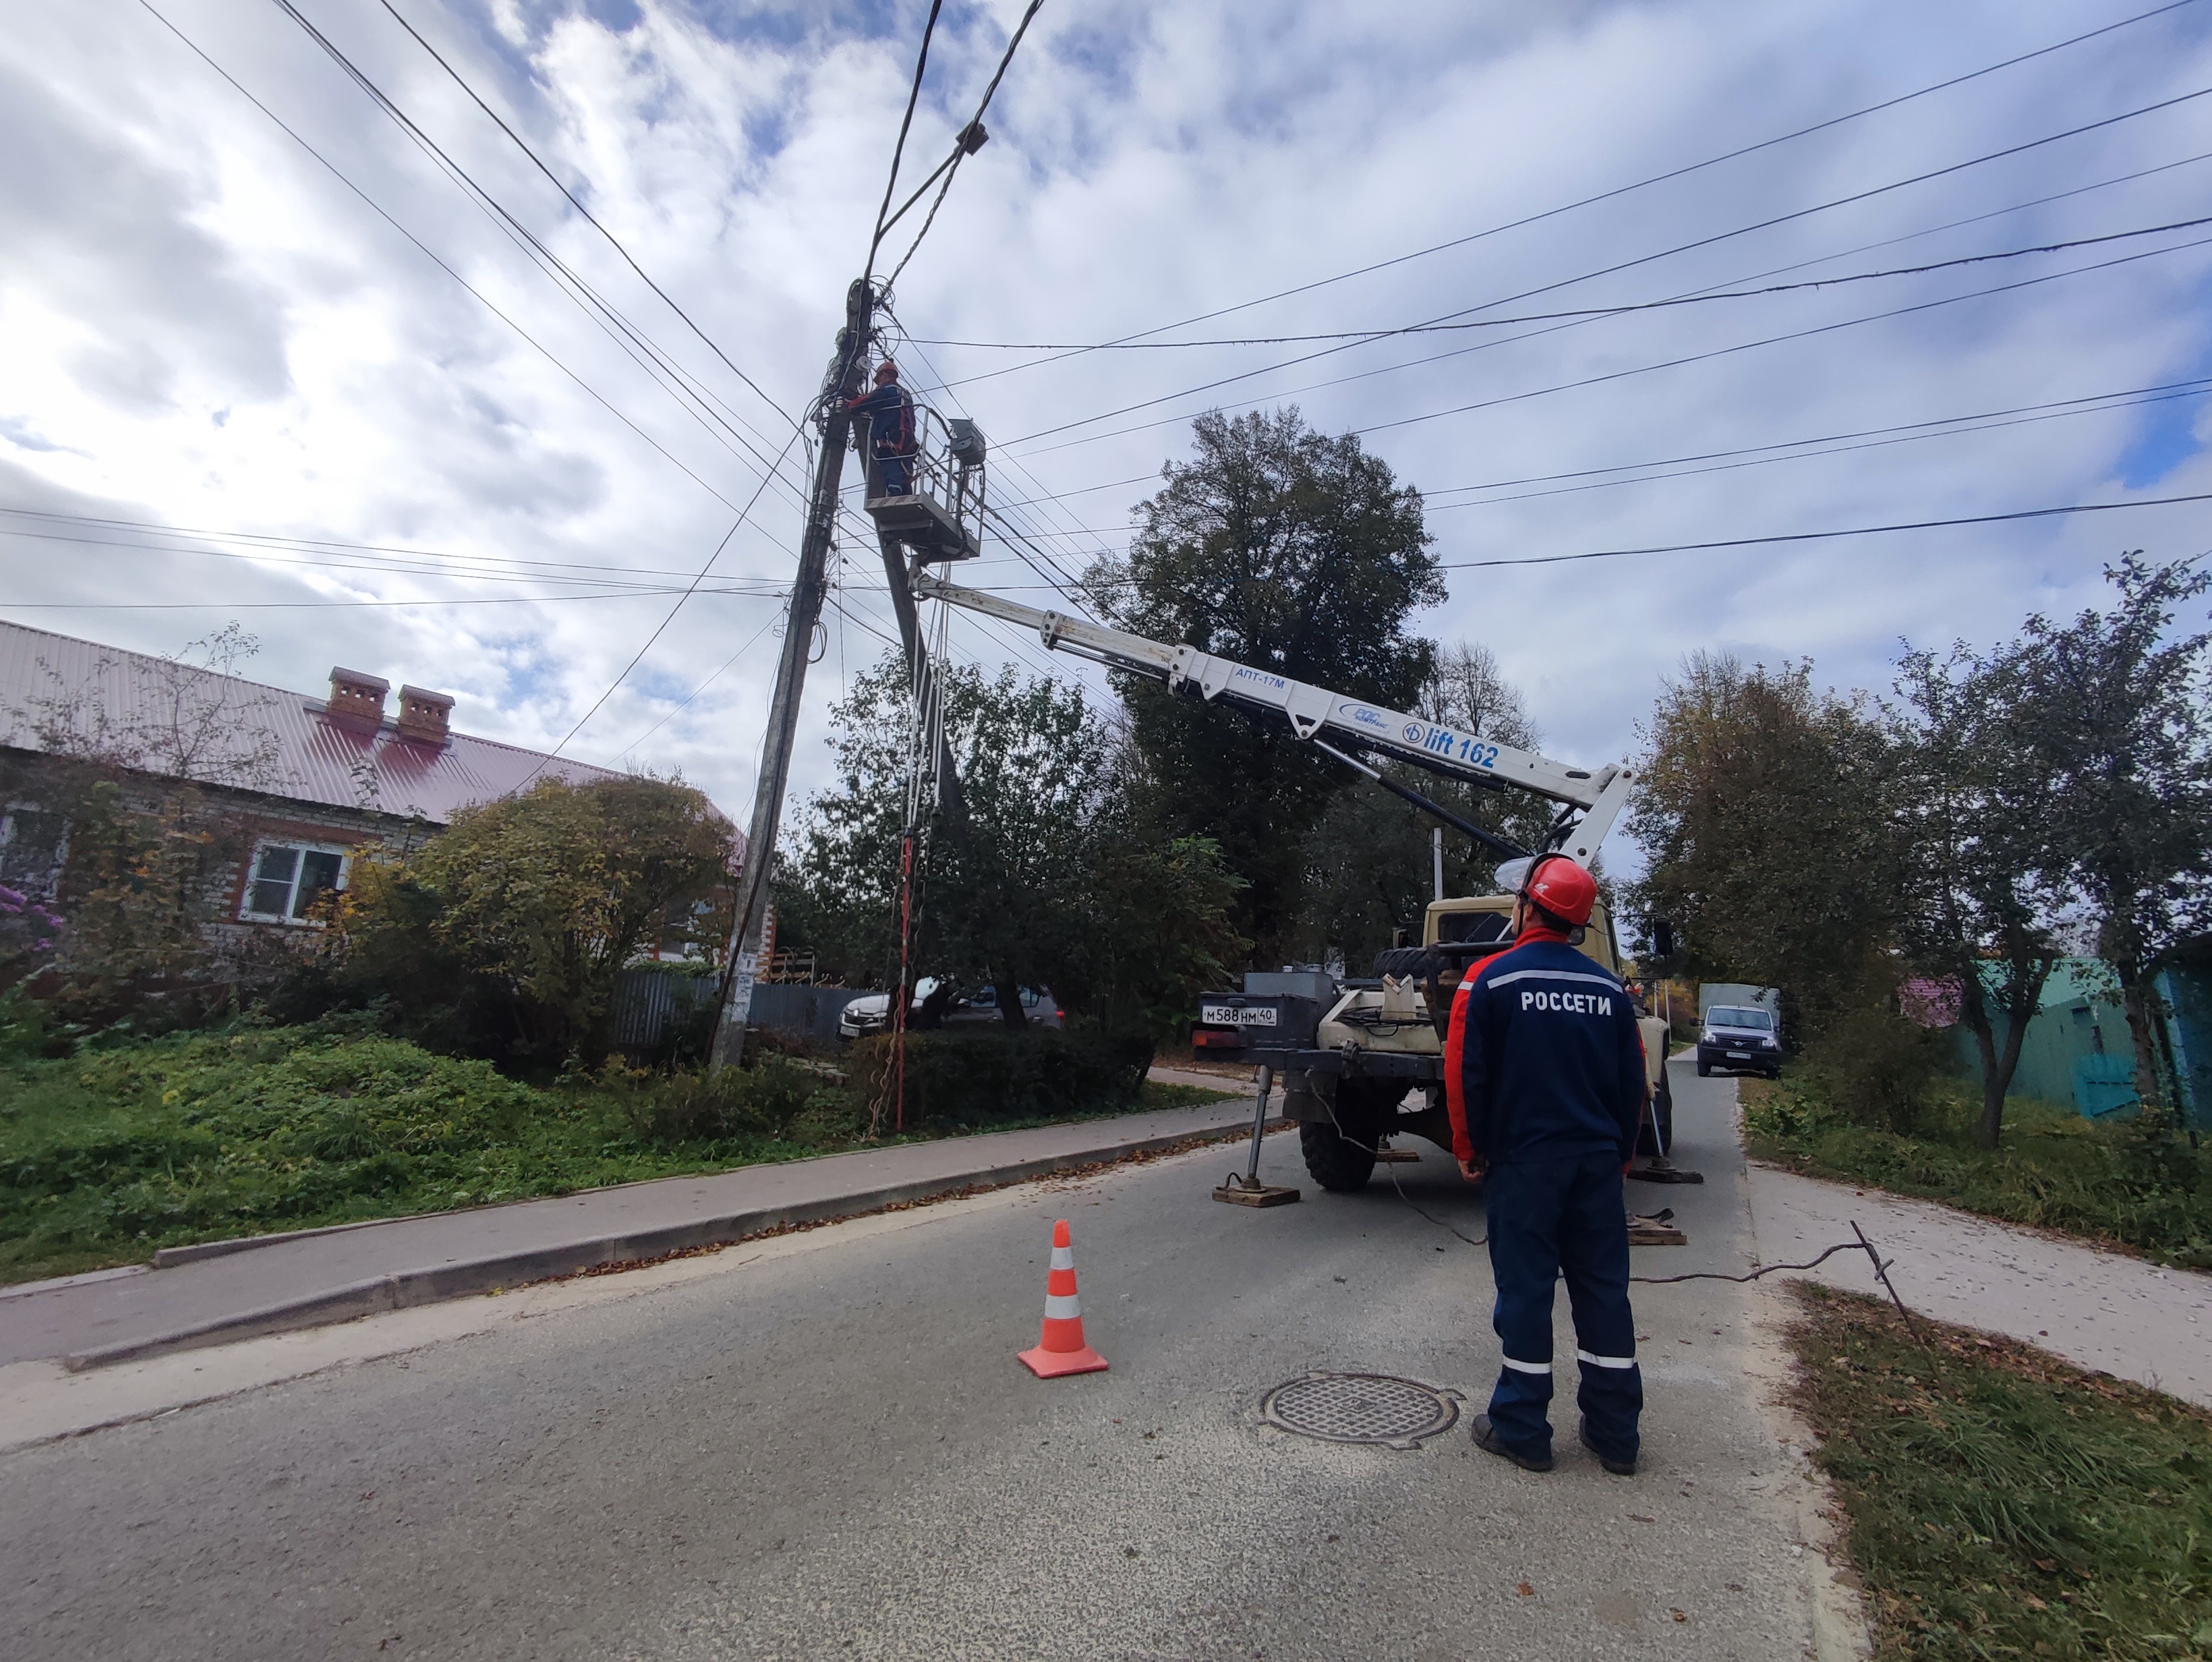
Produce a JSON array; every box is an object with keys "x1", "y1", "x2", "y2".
[{"x1": 0, "y1": 618, "x2": 732, "y2": 837}]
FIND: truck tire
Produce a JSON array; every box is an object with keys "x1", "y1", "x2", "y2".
[
  {"x1": 1637, "y1": 1073, "x2": 1675, "y2": 1157},
  {"x1": 1695, "y1": 1056, "x2": 1711, "y2": 1078},
  {"x1": 1299, "y1": 1079, "x2": 1395, "y2": 1192}
]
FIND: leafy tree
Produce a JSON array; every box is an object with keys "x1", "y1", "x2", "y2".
[
  {"x1": 2002, "y1": 555, "x2": 2212, "y2": 1112},
  {"x1": 780, "y1": 652, "x2": 1247, "y2": 1043},
  {"x1": 1890, "y1": 644, "x2": 2068, "y2": 1149},
  {"x1": 1629, "y1": 653, "x2": 1896, "y2": 1039},
  {"x1": 335, "y1": 775, "x2": 733, "y2": 1067},
  {"x1": 1084, "y1": 408, "x2": 1443, "y2": 965},
  {"x1": 1289, "y1": 641, "x2": 1551, "y2": 969}
]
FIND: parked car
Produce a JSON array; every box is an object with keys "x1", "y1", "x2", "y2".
[
  {"x1": 1696, "y1": 1004, "x2": 1782, "y2": 1078},
  {"x1": 837, "y1": 979, "x2": 1060, "y2": 1040}
]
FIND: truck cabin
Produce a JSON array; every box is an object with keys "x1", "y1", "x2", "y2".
[{"x1": 1424, "y1": 892, "x2": 1623, "y2": 979}]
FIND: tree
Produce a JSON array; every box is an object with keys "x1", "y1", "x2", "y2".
[
  {"x1": 1628, "y1": 653, "x2": 1895, "y2": 1039},
  {"x1": 1287, "y1": 641, "x2": 1551, "y2": 969},
  {"x1": 337, "y1": 774, "x2": 733, "y2": 1066},
  {"x1": 780, "y1": 652, "x2": 1248, "y2": 1043},
  {"x1": 1890, "y1": 644, "x2": 2068, "y2": 1149},
  {"x1": 2002, "y1": 555, "x2": 2212, "y2": 1112},
  {"x1": 1084, "y1": 408, "x2": 1443, "y2": 966}
]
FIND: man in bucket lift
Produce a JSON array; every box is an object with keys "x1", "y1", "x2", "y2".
[
  {"x1": 1446, "y1": 853, "x2": 1648, "y2": 1476},
  {"x1": 849, "y1": 358, "x2": 919, "y2": 497}
]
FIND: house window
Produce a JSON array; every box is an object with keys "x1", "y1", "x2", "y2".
[
  {"x1": 241, "y1": 842, "x2": 348, "y2": 923},
  {"x1": 0, "y1": 806, "x2": 67, "y2": 900}
]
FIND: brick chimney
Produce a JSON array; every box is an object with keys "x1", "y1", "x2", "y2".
[
  {"x1": 395, "y1": 685, "x2": 455, "y2": 745},
  {"x1": 327, "y1": 667, "x2": 389, "y2": 728}
]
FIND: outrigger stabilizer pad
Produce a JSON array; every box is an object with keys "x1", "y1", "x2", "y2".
[
  {"x1": 1213, "y1": 1171, "x2": 1300, "y2": 1208},
  {"x1": 1372, "y1": 1140, "x2": 1421, "y2": 1164},
  {"x1": 1627, "y1": 1208, "x2": 1688, "y2": 1246},
  {"x1": 1627, "y1": 1156, "x2": 1705, "y2": 1185}
]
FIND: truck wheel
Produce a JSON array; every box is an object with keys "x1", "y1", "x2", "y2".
[
  {"x1": 1300, "y1": 1080, "x2": 1392, "y2": 1192},
  {"x1": 1695, "y1": 1056, "x2": 1711, "y2": 1078},
  {"x1": 1636, "y1": 1075, "x2": 1675, "y2": 1157}
]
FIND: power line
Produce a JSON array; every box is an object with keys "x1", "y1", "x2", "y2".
[
  {"x1": 866, "y1": 0, "x2": 947, "y2": 281},
  {"x1": 958, "y1": 375, "x2": 2212, "y2": 540},
  {"x1": 982, "y1": 144, "x2": 2212, "y2": 513},
  {"x1": 268, "y1": 0, "x2": 809, "y2": 513},
  {"x1": 613, "y1": 608, "x2": 786, "y2": 762},
  {"x1": 1432, "y1": 489, "x2": 2212, "y2": 570},
  {"x1": 1013, "y1": 226, "x2": 2212, "y2": 465},
  {"x1": 946, "y1": 0, "x2": 2204, "y2": 391},
  {"x1": 0, "y1": 585, "x2": 770, "y2": 612},
  {"x1": 136, "y1": 0, "x2": 780, "y2": 522},
  {"x1": 909, "y1": 216, "x2": 2212, "y2": 349},
  {"x1": 882, "y1": 0, "x2": 1046, "y2": 290},
  {"x1": 1004, "y1": 81, "x2": 2212, "y2": 449},
  {"x1": 374, "y1": 0, "x2": 796, "y2": 435}
]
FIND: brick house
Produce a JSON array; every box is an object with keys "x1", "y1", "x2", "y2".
[{"x1": 0, "y1": 619, "x2": 738, "y2": 954}]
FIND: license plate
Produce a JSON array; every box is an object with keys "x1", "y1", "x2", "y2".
[
  {"x1": 1727, "y1": 1051, "x2": 1751, "y2": 1060},
  {"x1": 1200, "y1": 1003, "x2": 1278, "y2": 1027}
]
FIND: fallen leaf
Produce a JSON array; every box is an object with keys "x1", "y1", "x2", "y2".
[
  {"x1": 1516, "y1": 1581, "x2": 1535, "y2": 1597},
  {"x1": 2023, "y1": 1595, "x2": 2047, "y2": 1612},
  {"x1": 1671, "y1": 1609, "x2": 1688, "y2": 1623}
]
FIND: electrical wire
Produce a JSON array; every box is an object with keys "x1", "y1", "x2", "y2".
[
  {"x1": 1003, "y1": 82, "x2": 2212, "y2": 451},
  {"x1": 1434, "y1": 487, "x2": 2212, "y2": 571},
  {"x1": 613, "y1": 606, "x2": 787, "y2": 762},
  {"x1": 268, "y1": 0, "x2": 809, "y2": 513},
  {"x1": 135, "y1": 0, "x2": 782, "y2": 521},
  {"x1": 867, "y1": 0, "x2": 947, "y2": 280},
  {"x1": 0, "y1": 585, "x2": 759, "y2": 611},
  {"x1": 948, "y1": 0, "x2": 2205, "y2": 391},
  {"x1": 374, "y1": 0, "x2": 794, "y2": 436},
  {"x1": 910, "y1": 216, "x2": 2212, "y2": 349}
]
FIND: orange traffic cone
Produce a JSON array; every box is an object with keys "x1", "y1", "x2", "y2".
[{"x1": 1018, "y1": 1218, "x2": 1109, "y2": 1378}]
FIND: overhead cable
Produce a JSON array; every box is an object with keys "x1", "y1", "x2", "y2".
[
  {"x1": 951, "y1": 0, "x2": 2203, "y2": 388},
  {"x1": 866, "y1": 0, "x2": 948, "y2": 281},
  {"x1": 374, "y1": 0, "x2": 796, "y2": 432},
  {"x1": 1006, "y1": 82, "x2": 2212, "y2": 449},
  {"x1": 910, "y1": 216, "x2": 2212, "y2": 349}
]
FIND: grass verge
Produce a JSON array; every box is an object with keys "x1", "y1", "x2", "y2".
[
  {"x1": 1741, "y1": 1075, "x2": 2212, "y2": 1269},
  {"x1": 0, "y1": 1021, "x2": 1235, "y2": 1284},
  {"x1": 1785, "y1": 1283, "x2": 2212, "y2": 1661}
]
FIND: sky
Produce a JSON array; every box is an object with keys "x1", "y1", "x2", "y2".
[{"x1": 3, "y1": 0, "x2": 2210, "y2": 874}]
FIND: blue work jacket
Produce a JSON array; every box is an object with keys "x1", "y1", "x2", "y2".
[{"x1": 1446, "y1": 934, "x2": 1647, "y2": 1169}]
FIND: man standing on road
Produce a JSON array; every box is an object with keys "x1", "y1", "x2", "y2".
[
  {"x1": 1445, "y1": 854, "x2": 1648, "y2": 1476},
  {"x1": 848, "y1": 358, "x2": 918, "y2": 496}
]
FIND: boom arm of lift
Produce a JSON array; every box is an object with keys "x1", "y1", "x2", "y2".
[{"x1": 909, "y1": 575, "x2": 1635, "y2": 869}]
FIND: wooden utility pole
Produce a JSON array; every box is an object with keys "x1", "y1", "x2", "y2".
[{"x1": 709, "y1": 279, "x2": 874, "y2": 1070}]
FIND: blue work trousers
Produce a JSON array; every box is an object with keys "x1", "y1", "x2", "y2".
[
  {"x1": 875, "y1": 452, "x2": 913, "y2": 496},
  {"x1": 1484, "y1": 1150, "x2": 1642, "y2": 1462}
]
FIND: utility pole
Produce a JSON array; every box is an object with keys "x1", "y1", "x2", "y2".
[{"x1": 709, "y1": 278, "x2": 874, "y2": 1070}]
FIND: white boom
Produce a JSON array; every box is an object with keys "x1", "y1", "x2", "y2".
[{"x1": 910, "y1": 574, "x2": 1635, "y2": 867}]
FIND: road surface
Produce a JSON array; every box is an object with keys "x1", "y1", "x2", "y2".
[{"x1": 1, "y1": 1062, "x2": 1849, "y2": 1660}]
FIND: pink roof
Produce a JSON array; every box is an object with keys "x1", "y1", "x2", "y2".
[{"x1": 0, "y1": 619, "x2": 732, "y2": 839}]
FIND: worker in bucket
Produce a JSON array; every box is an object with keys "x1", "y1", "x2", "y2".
[
  {"x1": 848, "y1": 358, "x2": 918, "y2": 496},
  {"x1": 1445, "y1": 853, "x2": 1648, "y2": 1476}
]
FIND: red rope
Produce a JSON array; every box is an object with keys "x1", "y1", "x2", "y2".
[{"x1": 890, "y1": 828, "x2": 916, "y2": 1133}]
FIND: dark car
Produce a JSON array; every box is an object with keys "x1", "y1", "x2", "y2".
[{"x1": 1695, "y1": 1004, "x2": 1781, "y2": 1078}]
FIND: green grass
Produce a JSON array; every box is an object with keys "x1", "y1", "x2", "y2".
[
  {"x1": 0, "y1": 1022, "x2": 1235, "y2": 1284},
  {"x1": 1742, "y1": 1074, "x2": 2212, "y2": 1269},
  {"x1": 1786, "y1": 1284, "x2": 2212, "y2": 1661}
]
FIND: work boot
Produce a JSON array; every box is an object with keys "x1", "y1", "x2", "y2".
[
  {"x1": 1472, "y1": 1414, "x2": 1552, "y2": 1472},
  {"x1": 1578, "y1": 1415, "x2": 1637, "y2": 1477}
]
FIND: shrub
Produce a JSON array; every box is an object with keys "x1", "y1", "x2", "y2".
[
  {"x1": 606, "y1": 1059, "x2": 824, "y2": 1147},
  {"x1": 1798, "y1": 1000, "x2": 1954, "y2": 1136},
  {"x1": 848, "y1": 1025, "x2": 1155, "y2": 1130}
]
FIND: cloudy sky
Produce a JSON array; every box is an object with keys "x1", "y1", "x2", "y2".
[{"x1": 4, "y1": 0, "x2": 2210, "y2": 863}]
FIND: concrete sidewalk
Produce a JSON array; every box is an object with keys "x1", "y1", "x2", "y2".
[
  {"x1": 1748, "y1": 1161, "x2": 2212, "y2": 1407},
  {"x1": 0, "y1": 1089, "x2": 1259, "y2": 1373}
]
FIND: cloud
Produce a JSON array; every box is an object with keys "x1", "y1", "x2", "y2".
[{"x1": 0, "y1": 0, "x2": 2208, "y2": 883}]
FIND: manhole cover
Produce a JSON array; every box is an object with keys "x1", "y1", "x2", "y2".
[{"x1": 1259, "y1": 1372, "x2": 1462, "y2": 1449}]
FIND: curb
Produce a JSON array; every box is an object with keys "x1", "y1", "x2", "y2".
[{"x1": 63, "y1": 1116, "x2": 1287, "y2": 1372}]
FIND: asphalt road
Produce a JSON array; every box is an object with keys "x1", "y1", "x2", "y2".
[{"x1": 1, "y1": 1062, "x2": 1840, "y2": 1661}]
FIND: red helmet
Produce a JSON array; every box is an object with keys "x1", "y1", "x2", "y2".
[
  {"x1": 874, "y1": 358, "x2": 900, "y2": 383},
  {"x1": 1521, "y1": 854, "x2": 1597, "y2": 927}
]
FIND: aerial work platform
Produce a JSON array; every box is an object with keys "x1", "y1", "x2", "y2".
[{"x1": 861, "y1": 405, "x2": 986, "y2": 563}]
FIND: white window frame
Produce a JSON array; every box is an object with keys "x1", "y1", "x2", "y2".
[{"x1": 239, "y1": 838, "x2": 352, "y2": 925}]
